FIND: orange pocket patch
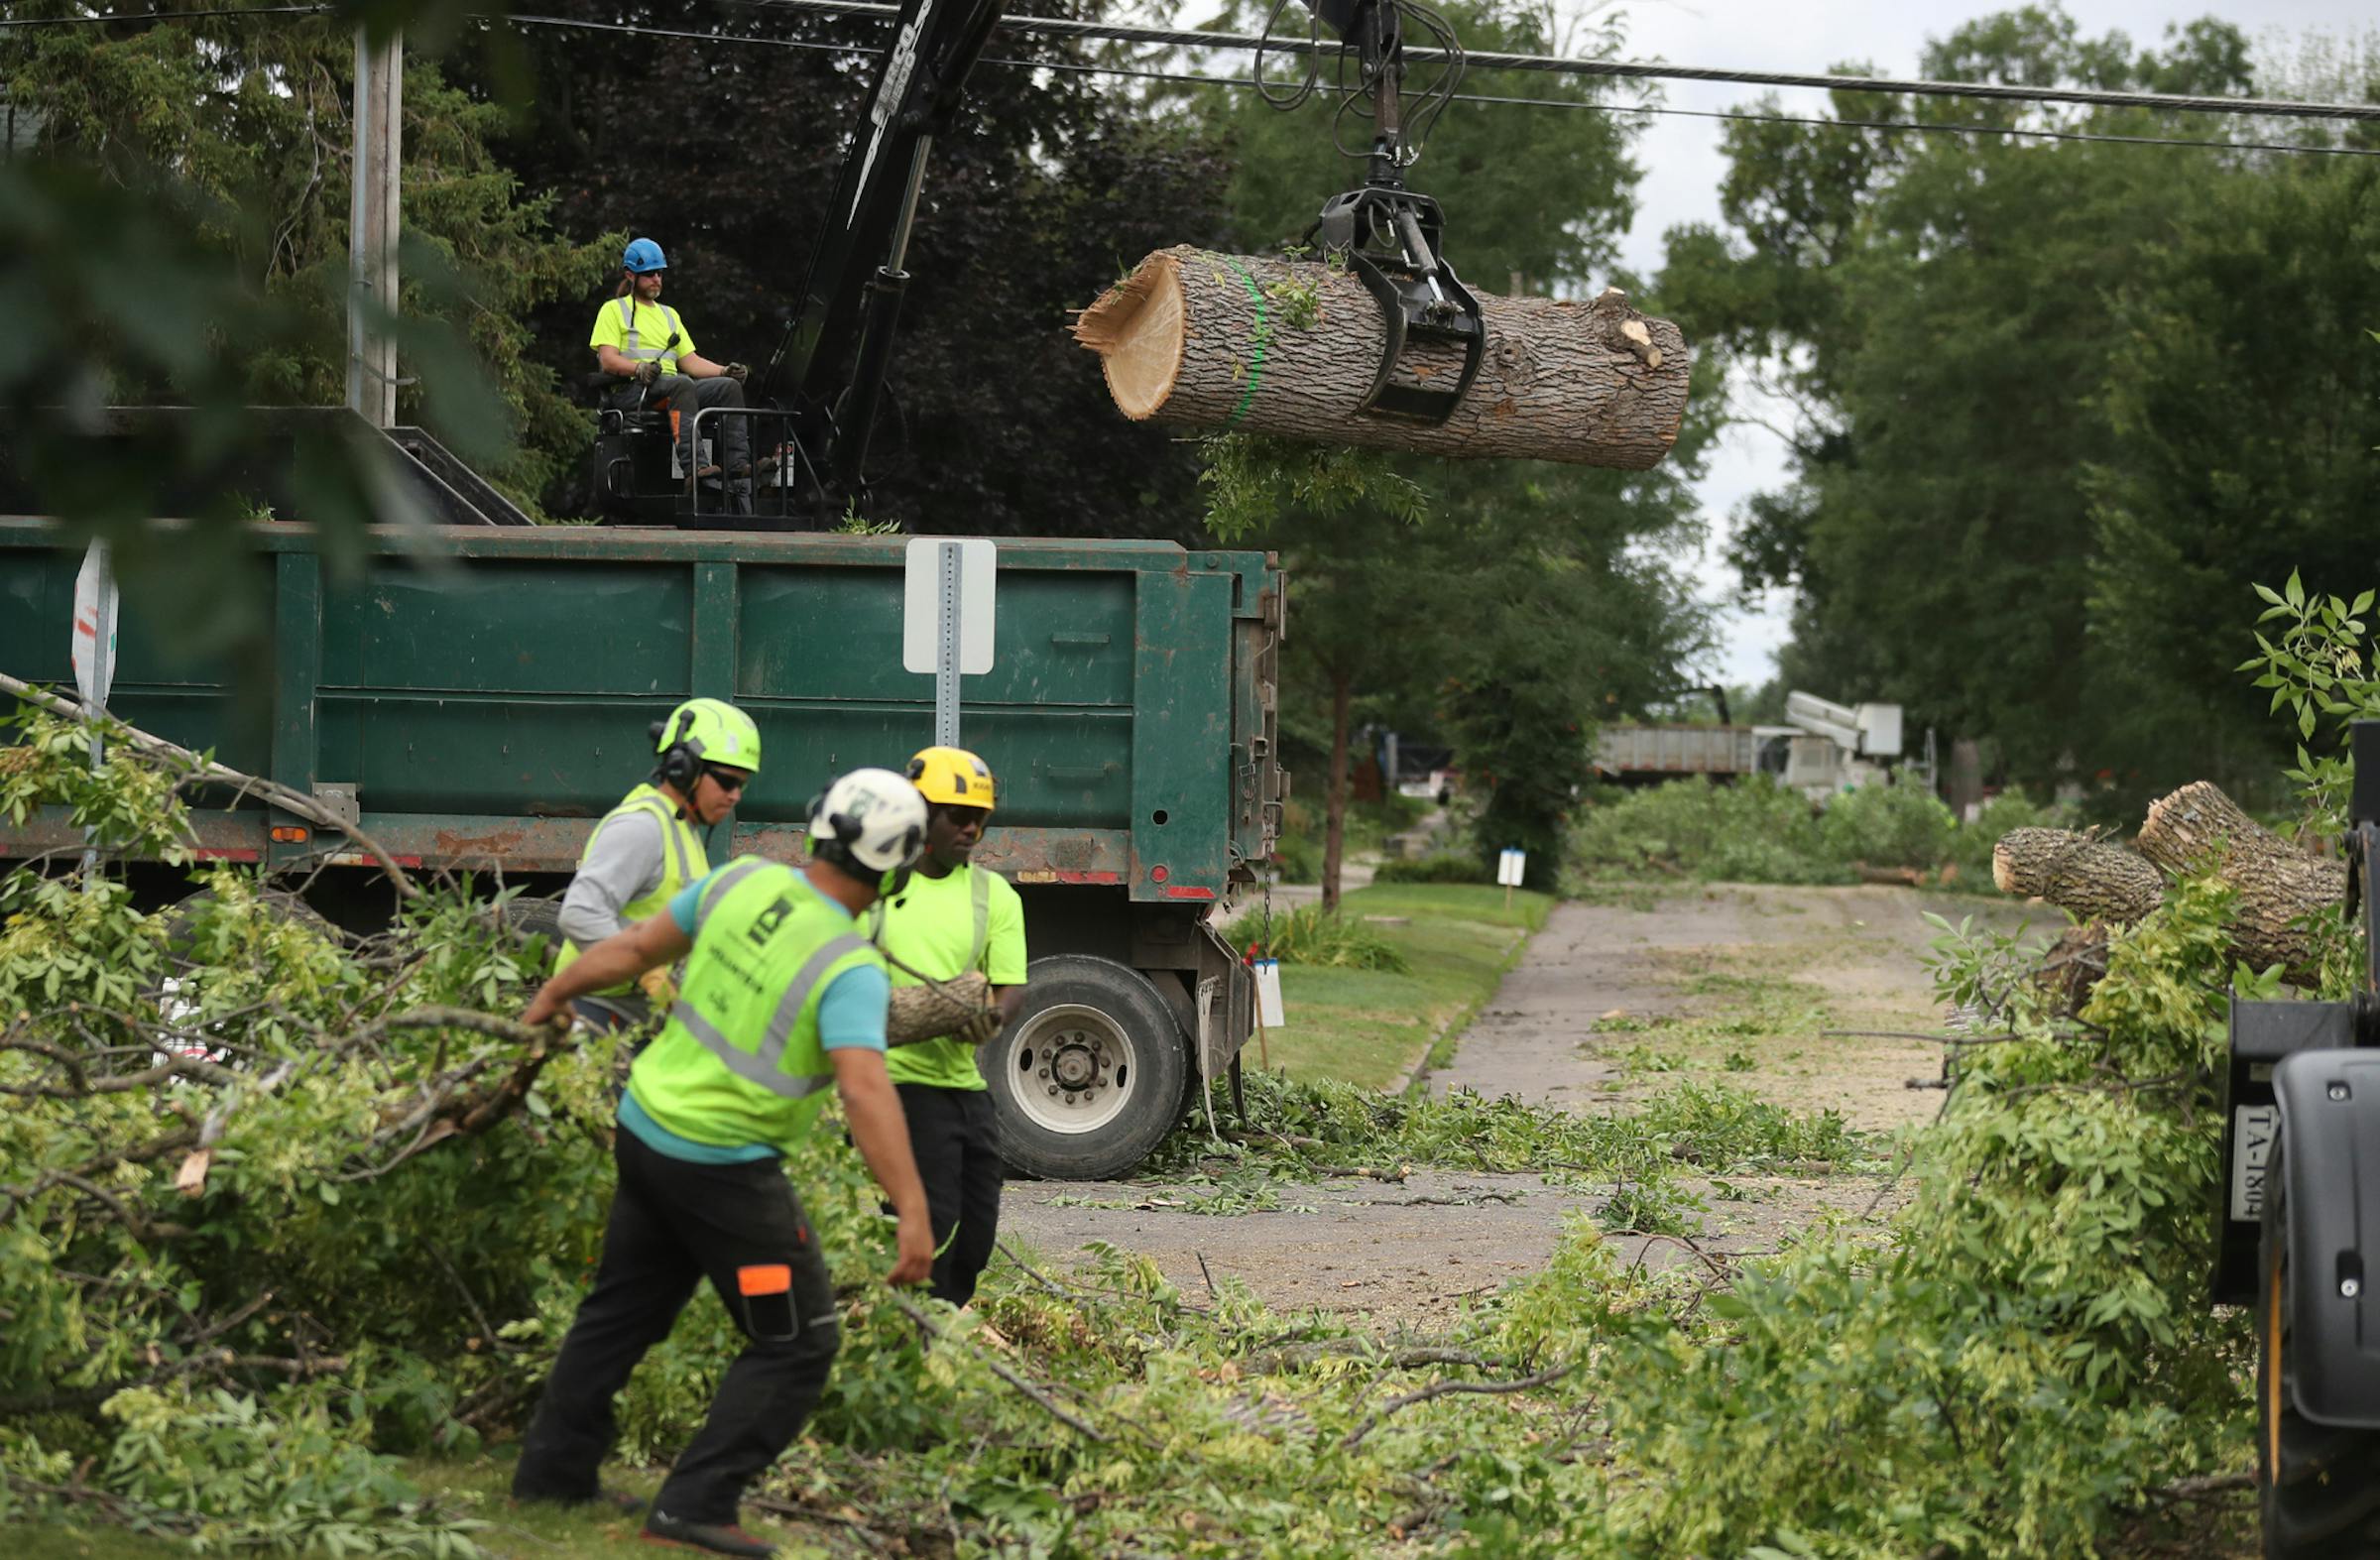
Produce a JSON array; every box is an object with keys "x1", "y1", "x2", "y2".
[{"x1": 737, "y1": 1263, "x2": 793, "y2": 1297}]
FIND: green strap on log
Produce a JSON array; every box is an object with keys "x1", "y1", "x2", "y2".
[{"x1": 1217, "y1": 254, "x2": 1270, "y2": 428}]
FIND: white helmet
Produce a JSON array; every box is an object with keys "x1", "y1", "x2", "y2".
[{"x1": 807, "y1": 768, "x2": 928, "y2": 881}]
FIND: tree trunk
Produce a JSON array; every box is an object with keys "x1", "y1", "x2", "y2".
[
  {"x1": 2132, "y1": 781, "x2": 2343, "y2": 972},
  {"x1": 1992, "y1": 829, "x2": 2165, "y2": 923},
  {"x1": 1074, "y1": 247, "x2": 1691, "y2": 470},
  {"x1": 1322, "y1": 669, "x2": 1351, "y2": 915}
]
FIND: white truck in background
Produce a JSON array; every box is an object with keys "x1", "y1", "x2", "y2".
[{"x1": 1594, "y1": 691, "x2": 1907, "y2": 802}]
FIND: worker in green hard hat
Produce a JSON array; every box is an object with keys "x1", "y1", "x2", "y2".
[{"x1": 555, "y1": 698, "x2": 763, "y2": 1029}]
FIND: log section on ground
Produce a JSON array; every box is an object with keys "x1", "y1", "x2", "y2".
[
  {"x1": 1992, "y1": 829, "x2": 2164, "y2": 924},
  {"x1": 1074, "y1": 247, "x2": 1691, "y2": 469},
  {"x1": 1993, "y1": 785, "x2": 2342, "y2": 978},
  {"x1": 2132, "y1": 781, "x2": 2343, "y2": 972}
]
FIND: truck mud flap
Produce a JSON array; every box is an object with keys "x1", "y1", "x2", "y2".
[{"x1": 1194, "y1": 918, "x2": 1252, "y2": 1080}]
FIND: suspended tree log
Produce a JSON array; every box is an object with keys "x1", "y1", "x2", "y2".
[
  {"x1": 2133, "y1": 781, "x2": 2343, "y2": 972},
  {"x1": 1992, "y1": 829, "x2": 2164, "y2": 924},
  {"x1": 1074, "y1": 247, "x2": 1691, "y2": 469}
]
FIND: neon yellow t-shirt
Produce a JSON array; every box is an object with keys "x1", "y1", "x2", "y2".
[
  {"x1": 589, "y1": 297, "x2": 694, "y2": 374},
  {"x1": 875, "y1": 864, "x2": 1026, "y2": 1090}
]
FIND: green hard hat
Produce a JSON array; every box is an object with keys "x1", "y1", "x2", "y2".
[{"x1": 655, "y1": 697, "x2": 763, "y2": 774}]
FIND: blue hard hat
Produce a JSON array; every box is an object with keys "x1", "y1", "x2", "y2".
[{"x1": 623, "y1": 237, "x2": 667, "y2": 274}]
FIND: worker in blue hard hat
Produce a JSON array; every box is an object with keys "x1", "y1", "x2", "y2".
[{"x1": 591, "y1": 238, "x2": 753, "y2": 513}]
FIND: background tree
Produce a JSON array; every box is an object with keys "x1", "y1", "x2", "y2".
[
  {"x1": 2085, "y1": 158, "x2": 2380, "y2": 803},
  {"x1": 482, "y1": 0, "x2": 1234, "y2": 535},
  {"x1": 1660, "y1": 5, "x2": 2380, "y2": 808},
  {"x1": 0, "y1": 1, "x2": 604, "y2": 678}
]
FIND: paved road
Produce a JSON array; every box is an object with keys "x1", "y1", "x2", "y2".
[{"x1": 1001, "y1": 883, "x2": 2047, "y2": 1325}]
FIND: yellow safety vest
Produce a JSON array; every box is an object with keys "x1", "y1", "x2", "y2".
[
  {"x1": 554, "y1": 781, "x2": 707, "y2": 994},
  {"x1": 609, "y1": 297, "x2": 688, "y2": 374},
  {"x1": 628, "y1": 858, "x2": 885, "y2": 1150}
]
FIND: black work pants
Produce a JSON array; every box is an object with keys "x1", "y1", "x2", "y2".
[
  {"x1": 511, "y1": 1128, "x2": 838, "y2": 1523},
  {"x1": 895, "y1": 1082, "x2": 1005, "y2": 1307}
]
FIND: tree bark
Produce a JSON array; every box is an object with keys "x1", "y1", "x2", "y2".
[
  {"x1": 1322, "y1": 669, "x2": 1351, "y2": 915},
  {"x1": 2133, "y1": 781, "x2": 2342, "y2": 972},
  {"x1": 1992, "y1": 829, "x2": 2165, "y2": 924},
  {"x1": 1993, "y1": 785, "x2": 2343, "y2": 978},
  {"x1": 1074, "y1": 247, "x2": 1691, "y2": 469}
]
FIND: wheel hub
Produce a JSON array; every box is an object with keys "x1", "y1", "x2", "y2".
[
  {"x1": 1049, "y1": 1035, "x2": 1104, "y2": 1092},
  {"x1": 1009, "y1": 1002, "x2": 1138, "y2": 1138}
]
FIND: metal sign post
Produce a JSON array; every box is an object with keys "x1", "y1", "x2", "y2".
[
  {"x1": 71, "y1": 540, "x2": 119, "y2": 889},
  {"x1": 934, "y1": 541, "x2": 962, "y2": 745},
  {"x1": 903, "y1": 538, "x2": 996, "y2": 746}
]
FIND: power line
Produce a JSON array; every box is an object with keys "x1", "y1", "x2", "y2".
[
  {"x1": 493, "y1": 9, "x2": 2380, "y2": 160},
  {"x1": 727, "y1": 0, "x2": 2380, "y2": 124},
  {"x1": 14, "y1": 1, "x2": 2379, "y2": 158}
]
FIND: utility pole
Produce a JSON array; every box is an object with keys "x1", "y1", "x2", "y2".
[{"x1": 346, "y1": 27, "x2": 401, "y2": 426}]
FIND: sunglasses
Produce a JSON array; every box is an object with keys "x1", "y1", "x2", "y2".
[{"x1": 701, "y1": 765, "x2": 752, "y2": 794}]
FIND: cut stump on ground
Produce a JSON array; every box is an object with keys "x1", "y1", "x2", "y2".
[
  {"x1": 1993, "y1": 783, "x2": 2342, "y2": 984},
  {"x1": 1074, "y1": 247, "x2": 1691, "y2": 469}
]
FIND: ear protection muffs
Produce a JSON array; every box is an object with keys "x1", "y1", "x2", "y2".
[{"x1": 652, "y1": 708, "x2": 702, "y2": 792}]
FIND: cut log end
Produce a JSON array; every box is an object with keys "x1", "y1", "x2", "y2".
[{"x1": 1074, "y1": 254, "x2": 1187, "y2": 421}]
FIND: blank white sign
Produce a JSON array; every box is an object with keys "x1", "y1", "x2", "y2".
[{"x1": 902, "y1": 538, "x2": 997, "y2": 675}]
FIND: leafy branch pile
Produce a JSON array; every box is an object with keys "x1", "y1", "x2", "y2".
[
  {"x1": 1572, "y1": 776, "x2": 2067, "y2": 887},
  {"x1": 15, "y1": 560, "x2": 2350, "y2": 1555}
]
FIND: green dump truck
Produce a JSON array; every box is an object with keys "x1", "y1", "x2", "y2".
[{"x1": 0, "y1": 518, "x2": 1286, "y2": 1179}]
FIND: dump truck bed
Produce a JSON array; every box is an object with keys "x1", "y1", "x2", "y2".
[{"x1": 0, "y1": 520, "x2": 1283, "y2": 901}]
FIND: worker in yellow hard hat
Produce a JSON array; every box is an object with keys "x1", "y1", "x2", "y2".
[
  {"x1": 555, "y1": 698, "x2": 763, "y2": 1030},
  {"x1": 868, "y1": 745, "x2": 1028, "y2": 1305}
]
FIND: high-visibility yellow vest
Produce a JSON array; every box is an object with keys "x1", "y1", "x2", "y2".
[
  {"x1": 602, "y1": 297, "x2": 689, "y2": 373},
  {"x1": 875, "y1": 864, "x2": 1019, "y2": 1090},
  {"x1": 554, "y1": 781, "x2": 706, "y2": 994},
  {"x1": 627, "y1": 858, "x2": 885, "y2": 1151}
]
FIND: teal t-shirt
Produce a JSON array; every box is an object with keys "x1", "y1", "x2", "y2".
[{"x1": 618, "y1": 869, "x2": 892, "y2": 1162}]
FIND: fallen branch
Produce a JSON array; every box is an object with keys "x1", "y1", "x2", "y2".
[
  {"x1": 1, "y1": 669, "x2": 418, "y2": 900},
  {"x1": 889, "y1": 1295, "x2": 1109, "y2": 1444},
  {"x1": 1339, "y1": 1361, "x2": 1575, "y2": 1450}
]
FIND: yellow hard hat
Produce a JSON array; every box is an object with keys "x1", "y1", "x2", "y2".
[{"x1": 906, "y1": 746, "x2": 996, "y2": 811}]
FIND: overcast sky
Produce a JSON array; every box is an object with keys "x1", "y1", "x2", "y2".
[{"x1": 1596, "y1": 0, "x2": 2376, "y2": 691}]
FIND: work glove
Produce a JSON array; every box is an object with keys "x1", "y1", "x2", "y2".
[
  {"x1": 955, "y1": 1008, "x2": 1006, "y2": 1049},
  {"x1": 634, "y1": 360, "x2": 661, "y2": 387},
  {"x1": 723, "y1": 361, "x2": 751, "y2": 384},
  {"x1": 636, "y1": 966, "x2": 677, "y2": 1010}
]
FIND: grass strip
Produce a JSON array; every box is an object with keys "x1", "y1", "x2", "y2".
[{"x1": 1251, "y1": 883, "x2": 1553, "y2": 1092}]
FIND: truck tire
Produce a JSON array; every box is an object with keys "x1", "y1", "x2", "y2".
[
  {"x1": 2260, "y1": 1139, "x2": 2380, "y2": 1556},
  {"x1": 502, "y1": 895, "x2": 567, "y2": 951},
  {"x1": 984, "y1": 954, "x2": 1190, "y2": 1181}
]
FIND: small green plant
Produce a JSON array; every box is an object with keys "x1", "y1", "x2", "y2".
[
  {"x1": 1262, "y1": 272, "x2": 1323, "y2": 329},
  {"x1": 835, "y1": 499, "x2": 903, "y2": 536},
  {"x1": 1224, "y1": 902, "x2": 1407, "y2": 972},
  {"x1": 2239, "y1": 568, "x2": 2380, "y2": 839}
]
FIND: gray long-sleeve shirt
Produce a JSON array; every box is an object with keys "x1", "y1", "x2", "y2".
[{"x1": 558, "y1": 808, "x2": 670, "y2": 948}]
